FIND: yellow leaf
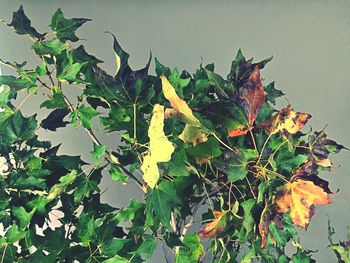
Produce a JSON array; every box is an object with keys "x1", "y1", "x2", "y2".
[
  {"x1": 276, "y1": 179, "x2": 332, "y2": 229},
  {"x1": 141, "y1": 104, "x2": 174, "y2": 189},
  {"x1": 115, "y1": 53, "x2": 121, "y2": 75},
  {"x1": 260, "y1": 105, "x2": 311, "y2": 134},
  {"x1": 160, "y1": 76, "x2": 206, "y2": 145}
]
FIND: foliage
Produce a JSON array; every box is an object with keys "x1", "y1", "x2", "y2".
[{"x1": 0, "y1": 5, "x2": 347, "y2": 262}]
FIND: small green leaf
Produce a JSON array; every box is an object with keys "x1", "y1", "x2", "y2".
[
  {"x1": 32, "y1": 39, "x2": 69, "y2": 56},
  {"x1": 72, "y1": 105, "x2": 99, "y2": 129},
  {"x1": 40, "y1": 87, "x2": 67, "y2": 109},
  {"x1": 265, "y1": 82, "x2": 284, "y2": 104},
  {"x1": 91, "y1": 144, "x2": 106, "y2": 166},
  {"x1": 109, "y1": 164, "x2": 129, "y2": 184},
  {"x1": 155, "y1": 57, "x2": 171, "y2": 77}
]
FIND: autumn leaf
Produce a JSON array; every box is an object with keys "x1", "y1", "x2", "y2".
[
  {"x1": 199, "y1": 211, "x2": 228, "y2": 238},
  {"x1": 160, "y1": 76, "x2": 207, "y2": 145},
  {"x1": 260, "y1": 105, "x2": 311, "y2": 134},
  {"x1": 305, "y1": 129, "x2": 347, "y2": 165},
  {"x1": 141, "y1": 104, "x2": 174, "y2": 189},
  {"x1": 228, "y1": 65, "x2": 266, "y2": 137},
  {"x1": 276, "y1": 179, "x2": 332, "y2": 229}
]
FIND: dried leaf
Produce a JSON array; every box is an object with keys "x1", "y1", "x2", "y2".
[
  {"x1": 276, "y1": 179, "x2": 332, "y2": 229},
  {"x1": 199, "y1": 211, "x2": 228, "y2": 238},
  {"x1": 260, "y1": 105, "x2": 311, "y2": 134},
  {"x1": 141, "y1": 104, "x2": 174, "y2": 189}
]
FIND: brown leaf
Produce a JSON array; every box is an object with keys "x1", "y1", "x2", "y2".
[
  {"x1": 276, "y1": 179, "x2": 332, "y2": 229},
  {"x1": 228, "y1": 65, "x2": 266, "y2": 137},
  {"x1": 199, "y1": 211, "x2": 228, "y2": 238},
  {"x1": 259, "y1": 105, "x2": 311, "y2": 134}
]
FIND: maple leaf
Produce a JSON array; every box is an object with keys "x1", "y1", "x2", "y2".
[
  {"x1": 199, "y1": 211, "x2": 228, "y2": 238},
  {"x1": 228, "y1": 65, "x2": 266, "y2": 137},
  {"x1": 276, "y1": 179, "x2": 332, "y2": 229},
  {"x1": 305, "y1": 130, "x2": 347, "y2": 166},
  {"x1": 141, "y1": 104, "x2": 174, "y2": 189},
  {"x1": 160, "y1": 76, "x2": 207, "y2": 145},
  {"x1": 259, "y1": 105, "x2": 311, "y2": 134}
]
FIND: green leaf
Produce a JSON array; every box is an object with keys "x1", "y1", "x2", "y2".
[
  {"x1": 146, "y1": 181, "x2": 181, "y2": 229},
  {"x1": 50, "y1": 9, "x2": 91, "y2": 42},
  {"x1": 135, "y1": 235, "x2": 157, "y2": 260},
  {"x1": 76, "y1": 212, "x2": 94, "y2": 246},
  {"x1": 187, "y1": 135, "x2": 221, "y2": 161},
  {"x1": 6, "y1": 224, "x2": 26, "y2": 243},
  {"x1": 74, "y1": 178, "x2": 98, "y2": 203},
  {"x1": 265, "y1": 82, "x2": 284, "y2": 104},
  {"x1": 57, "y1": 53, "x2": 86, "y2": 83},
  {"x1": 59, "y1": 170, "x2": 77, "y2": 186},
  {"x1": 330, "y1": 245, "x2": 350, "y2": 263},
  {"x1": 12, "y1": 206, "x2": 35, "y2": 229},
  {"x1": 1, "y1": 111, "x2": 37, "y2": 142},
  {"x1": 292, "y1": 249, "x2": 316, "y2": 263},
  {"x1": 114, "y1": 200, "x2": 143, "y2": 222},
  {"x1": 175, "y1": 234, "x2": 204, "y2": 263},
  {"x1": 102, "y1": 255, "x2": 129, "y2": 263},
  {"x1": 0, "y1": 75, "x2": 33, "y2": 91},
  {"x1": 101, "y1": 238, "x2": 131, "y2": 257},
  {"x1": 109, "y1": 164, "x2": 129, "y2": 184},
  {"x1": 40, "y1": 87, "x2": 67, "y2": 109},
  {"x1": 71, "y1": 105, "x2": 99, "y2": 129},
  {"x1": 155, "y1": 57, "x2": 171, "y2": 77},
  {"x1": 240, "y1": 247, "x2": 256, "y2": 263},
  {"x1": 166, "y1": 149, "x2": 189, "y2": 177},
  {"x1": 7, "y1": 5, "x2": 43, "y2": 39},
  {"x1": 241, "y1": 199, "x2": 255, "y2": 235},
  {"x1": 91, "y1": 144, "x2": 106, "y2": 166},
  {"x1": 32, "y1": 39, "x2": 69, "y2": 56}
]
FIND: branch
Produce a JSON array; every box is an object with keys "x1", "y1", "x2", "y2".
[{"x1": 37, "y1": 78, "x2": 145, "y2": 191}]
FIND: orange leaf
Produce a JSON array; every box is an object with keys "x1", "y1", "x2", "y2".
[
  {"x1": 199, "y1": 211, "x2": 228, "y2": 238},
  {"x1": 276, "y1": 179, "x2": 332, "y2": 229},
  {"x1": 316, "y1": 158, "x2": 332, "y2": 167},
  {"x1": 259, "y1": 105, "x2": 311, "y2": 134}
]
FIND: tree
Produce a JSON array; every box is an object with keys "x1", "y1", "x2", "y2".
[{"x1": 0, "y1": 5, "x2": 348, "y2": 263}]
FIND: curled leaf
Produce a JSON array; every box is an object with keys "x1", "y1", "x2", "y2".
[
  {"x1": 161, "y1": 76, "x2": 206, "y2": 145},
  {"x1": 141, "y1": 104, "x2": 174, "y2": 189},
  {"x1": 276, "y1": 179, "x2": 332, "y2": 229},
  {"x1": 260, "y1": 105, "x2": 311, "y2": 134},
  {"x1": 199, "y1": 211, "x2": 228, "y2": 238}
]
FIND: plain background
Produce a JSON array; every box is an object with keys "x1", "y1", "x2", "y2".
[{"x1": 0, "y1": 1, "x2": 349, "y2": 262}]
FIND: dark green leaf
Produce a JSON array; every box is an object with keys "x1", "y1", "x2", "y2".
[
  {"x1": 7, "y1": 5, "x2": 43, "y2": 39},
  {"x1": 50, "y1": 9, "x2": 91, "y2": 42}
]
